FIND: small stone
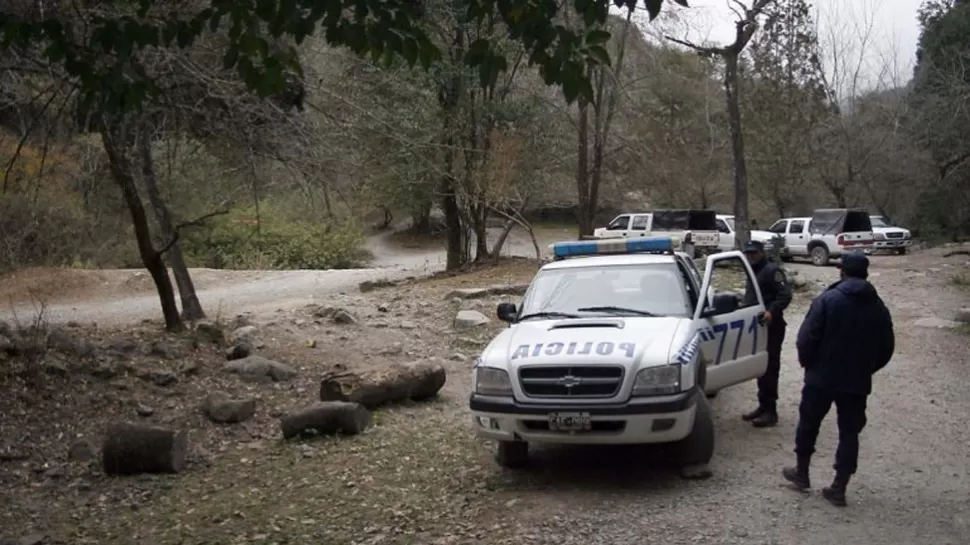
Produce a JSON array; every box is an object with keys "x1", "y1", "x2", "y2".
[
  {"x1": 332, "y1": 309, "x2": 358, "y2": 325},
  {"x1": 195, "y1": 322, "x2": 226, "y2": 346},
  {"x1": 450, "y1": 353, "x2": 467, "y2": 362},
  {"x1": 43, "y1": 358, "x2": 69, "y2": 376},
  {"x1": 203, "y1": 393, "x2": 257, "y2": 424},
  {"x1": 377, "y1": 304, "x2": 389, "y2": 313},
  {"x1": 913, "y1": 317, "x2": 961, "y2": 329},
  {"x1": 225, "y1": 343, "x2": 252, "y2": 361},
  {"x1": 454, "y1": 310, "x2": 490, "y2": 329},
  {"x1": 67, "y1": 439, "x2": 97, "y2": 462},
  {"x1": 954, "y1": 308, "x2": 970, "y2": 324},
  {"x1": 149, "y1": 370, "x2": 178, "y2": 387},
  {"x1": 135, "y1": 404, "x2": 155, "y2": 417},
  {"x1": 223, "y1": 355, "x2": 297, "y2": 382},
  {"x1": 445, "y1": 288, "x2": 489, "y2": 300},
  {"x1": 398, "y1": 321, "x2": 417, "y2": 330}
]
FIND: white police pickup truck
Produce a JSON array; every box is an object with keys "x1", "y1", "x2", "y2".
[{"x1": 469, "y1": 236, "x2": 769, "y2": 478}]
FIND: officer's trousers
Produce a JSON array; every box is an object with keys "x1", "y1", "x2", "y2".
[
  {"x1": 794, "y1": 383, "x2": 869, "y2": 475},
  {"x1": 757, "y1": 322, "x2": 785, "y2": 413}
]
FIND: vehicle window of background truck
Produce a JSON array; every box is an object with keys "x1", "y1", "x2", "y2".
[{"x1": 521, "y1": 264, "x2": 693, "y2": 317}]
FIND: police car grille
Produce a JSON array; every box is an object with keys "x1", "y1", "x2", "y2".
[
  {"x1": 518, "y1": 366, "x2": 624, "y2": 398},
  {"x1": 885, "y1": 232, "x2": 904, "y2": 239}
]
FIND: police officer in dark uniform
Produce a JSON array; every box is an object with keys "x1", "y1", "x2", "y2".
[
  {"x1": 740, "y1": 240, "x2": 793, "y2": 427},
  {"x1": 782, "y1": 252, "x2": 894, "y2": 507}
]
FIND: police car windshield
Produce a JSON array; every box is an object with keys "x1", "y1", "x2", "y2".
[{"x1": 520, "y1": 263, "x2": 692, "y2": 318}]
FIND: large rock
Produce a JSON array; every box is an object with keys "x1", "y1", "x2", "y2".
[
  {"x1": 223, "y1": 355, "x2": 297, "y2": 383},
  {"x1": 454, "y1": 310, "x2": 490, "y2": 329},
  {"x1": 445, "y1": 284, "x2": 530, "y2": 300},
  {"x1": 202, "y1": 392, "x2": 257, "y2": 424}
]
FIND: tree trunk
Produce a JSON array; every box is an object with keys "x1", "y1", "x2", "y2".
[
  {"x1": 576, "y1": 100, "x2": 592, "y2": 237},
  {"x1": 136, "y1": 129, "x2": 205, "y2": 321},
  {"x1": 102, "y1": 422, "x2": 188, "y2": 476},
  {"x1": 724, "y1": 53, "x2": 751, "y2": 248},
  {"x1": 100, "y1": 119, "x2": 182, "y2": 332},
  {"x1": 473, "y1": 205, "x2": 489, "y2": 261}
]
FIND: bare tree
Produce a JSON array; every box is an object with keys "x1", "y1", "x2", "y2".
[{"x1": 666, "y1": 0, "x2": 775, "y2": 247}]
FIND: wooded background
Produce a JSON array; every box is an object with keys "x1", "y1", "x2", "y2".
[{"x1": 0, "y1": 0, "x2": 965, "y2": 277}]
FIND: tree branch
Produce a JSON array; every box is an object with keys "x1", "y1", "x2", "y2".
[{"x1": 157, "y1": 208, "x2": 231, "y2": 256}]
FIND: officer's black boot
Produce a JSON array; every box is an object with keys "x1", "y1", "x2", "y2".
[
  {"x1": 782, "y1": 455, "x2": 811, "y2": 490},
  {"x1": 822, "y1": 473, "x2": 850, "y2": 507},
  {"x1": 751, "y1": 410, "x2": 779, "y2": 428},
  {"x1": 742, "y1": 407, "x2": 764, "y2": 421}
]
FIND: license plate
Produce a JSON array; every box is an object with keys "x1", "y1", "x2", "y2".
[
  {"x1": 692, "y1": 232, "x2": 719, "y2": 245},
  {"x1": 548, "y1": 412, "x2": 592, "y2": 432}
]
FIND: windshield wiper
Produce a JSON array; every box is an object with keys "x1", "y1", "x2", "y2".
[
  {"x1": 577, "y1": 306, "x2": 663, "y2": 317},
  {"x1": 517, "y1": 311, "x2": 581, "y2": 321}
]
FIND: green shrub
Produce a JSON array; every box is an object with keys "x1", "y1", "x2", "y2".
[{"x1": 182, "y1": 218, "x2": 370, "y2": 270}]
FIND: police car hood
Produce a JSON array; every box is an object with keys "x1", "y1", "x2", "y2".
[{"x1": 485, "y1": 316, "x2": 689, "y2": 369}]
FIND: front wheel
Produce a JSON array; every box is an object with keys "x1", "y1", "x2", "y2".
[
  {"x1": 495, "y1": 440, "x2": 529, "y2": 468},
  {"x1": 897, "y1": 247, "x2": 907, "y2": 255},
  {"x1": 675, "y1": 394, "x2": 715, "y2": 477},
  {"x1": 810, "y1": 245, "x2": 830, "y2": 266}
]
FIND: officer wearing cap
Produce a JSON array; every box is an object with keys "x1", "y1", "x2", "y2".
[
  {"x1": 740, "y1": 239, "x2": 793, "y2": 427},
  {"x1": 782, "y1": 252, "x2": 894, "y2": 507}
]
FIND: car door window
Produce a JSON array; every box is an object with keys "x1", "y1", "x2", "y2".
[
  {"x1": 715, "y1": 219, "x2": 731, "y2": 234},
  {"x1": 608, "y1": 215, "x2": 630, "y2": 230},
  {"x1": 768, "y1": 220, "x2": 787, "y2": 234},
  {"x1": 788, "y1": 220, "x2": 805, "y2": 234},
  {"x1": 631, "y1": 215, "x2": 649, "y2": 231}
]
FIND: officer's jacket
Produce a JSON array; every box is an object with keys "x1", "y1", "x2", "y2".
[
  {"x1": 742, "y1": 259, "x2": 793, "y2": 326},
  {"x1": 796, "y1": 277, "x2": 895, "y2": 395}
]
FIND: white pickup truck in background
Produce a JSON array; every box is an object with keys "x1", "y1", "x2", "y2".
[
  {"x1": 762, "y1": 208, "x2": 874, "y2": 266},
  {"x1": 593, "y1": 210, "x2": 721, "y2": 256},
  {"x1": 869, "y1": 215, "x2": 913, "y2": 255}
]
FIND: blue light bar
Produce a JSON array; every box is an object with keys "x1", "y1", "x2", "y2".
[{"x1": 551, "y1": 236, "x2": 676, "y2": 260}]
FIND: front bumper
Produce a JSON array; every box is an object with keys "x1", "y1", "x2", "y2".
[
  {"x1": 469, "y1": 387, "x2": 700, "y2": 445},
  {"x1": 873, "y1": 238, "x2": 912, "y2": 249}
]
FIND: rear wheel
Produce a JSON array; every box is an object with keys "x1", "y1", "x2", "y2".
[
  {"x1": 495, "y1": 441, "x2": 529, "y2": 468},
  {"x1": 810, "y1": 245, "x2": 830, "y2": 266}
]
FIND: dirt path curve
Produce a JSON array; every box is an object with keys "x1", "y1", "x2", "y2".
[
  {"x1": 0, "y1": 226, "x2": 542, "y2": 327},
  {"x1": 480, "y1": 250, "x2": 970, "y2": 545}
]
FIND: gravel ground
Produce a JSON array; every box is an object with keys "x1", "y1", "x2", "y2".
[{"x1": 1, "y1": 233, "x2": 969, "y2": 545}]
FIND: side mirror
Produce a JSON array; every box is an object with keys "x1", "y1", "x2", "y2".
[
  {"x1": 701, "y1": 292, "x2": 740, "y2": 318},
  {"x1": 497, "y1": 302, "x2": 518, "y2": 323}
]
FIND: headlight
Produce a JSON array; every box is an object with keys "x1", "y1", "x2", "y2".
[
  {"x1": 631, "y1": 365, "x2": 681, "y2": 396},
  {"x1": 873, "y1": 233, "x2": 886, "y2": 241},
  {"x1": 473, "y1": 367, "x2": 513, "y2": 396}
]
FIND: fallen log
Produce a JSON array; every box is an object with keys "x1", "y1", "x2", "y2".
[
  {"x1": 943, "y1": 249, "x2": 970, "y2": 257},
  {"x1": 102, "y1": 422, "x2": 188, "y2": 476},
  {"x1": 279, "y1": 402, "x2": 372, "y2": 439},
  {"x1": 319, "y1": 359, "x2": 447, "y2": 409}
]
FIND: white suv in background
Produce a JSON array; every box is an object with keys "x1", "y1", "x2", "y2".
[{"x1": 869, "y1": 215, "x2": 913, "y2": 255}]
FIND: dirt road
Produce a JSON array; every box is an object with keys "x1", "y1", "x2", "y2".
[
  {"x1": 1, "y1": 235, "x2": 969, "y2": 545},
  {"x1": 0, "y1": 226, "x2": 548, "y2": 327}
]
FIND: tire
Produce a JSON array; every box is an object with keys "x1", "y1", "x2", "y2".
[
  {"x1": 780, "y1": 254, "x2": 793, "y2": 263},
  {"x1": 705, "y1": 390, "x2": 720, "y2": 399},
  {"x1": 495, "y1": 440, "x2": 529, "y2": 468},
  {"x1": 810, "y1": 244, "x2": 830, "y2": 266},
  {"x1": 675, "y1": 394, "x2": 715, "y2": 466},
  {"x1": 897, "y1": 247, "x2": 907, "y2": 255}
]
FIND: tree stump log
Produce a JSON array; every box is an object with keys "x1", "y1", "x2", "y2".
[
  {"x1": 319, "y1": 359, "x2": 447, "y2": 409},
  {"x1": 279, "y1": 402, "x2": 372, "y2": 440},
  {"x1": 102, "y1": 422, "x2": 188, "y2": 476}
]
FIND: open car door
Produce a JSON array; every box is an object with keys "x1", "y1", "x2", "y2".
[{"x1": 693, "y1": 251, "x2": 769, "y2": 393}]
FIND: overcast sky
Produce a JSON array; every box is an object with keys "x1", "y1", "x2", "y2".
[{"x1": 637, "y1": 0, "x2": 921, "y2": 94}]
